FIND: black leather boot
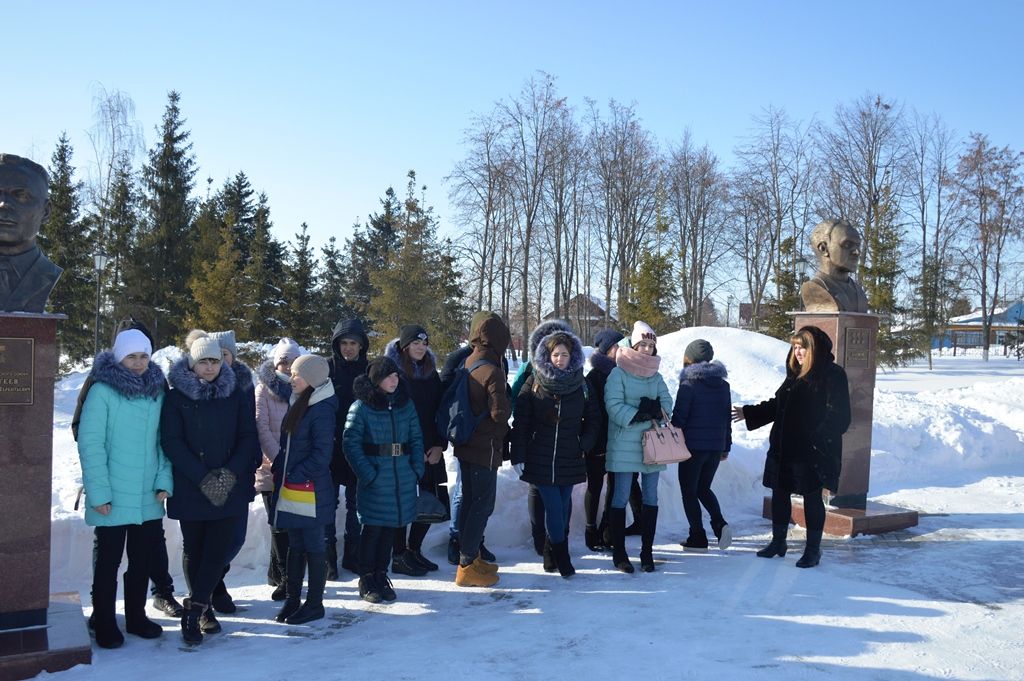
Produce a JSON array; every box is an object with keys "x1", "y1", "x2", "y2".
[
  {"x1": 123, "y1": 570, "x2": 162, "y2": 639},
  {"x1": 91, "y1": 574, "x2": 124, "y2": 649},
  {"x1": 287, "y1": 552, "x2": 327, "y2": 623},
  {"x1": 180, "y1": 598, "x2": 205, "y2": 645},
  {"x1": 275, "y1": 549, "x2": 305, "y2": 623},
  {"x1": 608, "y1": 507, "x2": 634, "y2": 574},
  {"x1": 550, "y1": 541, "x2": 576, "y2": 578},
  {"x1": 756, "y1": 524, "x2": 790, "y2": 558},
  {"x1": 542, "y1": 537, "x2": 557, "y2": 573},
  {"x1": 796, "y1": 528, "x2": 822, "y2": 568},
  {"x1": 325, "y1": 542, "x2": 339, "y2": 581},
  {"x1": 639, "y1": 504, "x2": 658, "y2": 572}
]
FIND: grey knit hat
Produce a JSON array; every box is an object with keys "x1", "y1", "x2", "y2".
[
  {"x1": 189, "y1": 337, "x2": 223, "y2": 369},
  {"x1": 291, "y1": 354, "x2": 330, "y2": 388},
  {"x1": 684, "y1": 339, "x2": 714, "y2": 364},
  {"x1": 209, "y1": 330, "x2": 237, "y2": 359}
]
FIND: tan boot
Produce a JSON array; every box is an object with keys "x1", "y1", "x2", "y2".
[
  {"x1": 473, "y1": 556, "x2": 499, "y2": 574},
  {"x1": 455, "y1": 561, "x2": 499, "y2": 587}
]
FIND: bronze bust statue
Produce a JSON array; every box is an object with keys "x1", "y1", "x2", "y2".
[
  {"x1": 800, "y1": 219, "x2": 868, "y2": 313},
  {"x1": 0, "y1": 154, "x2": 62, "y2": 313}
]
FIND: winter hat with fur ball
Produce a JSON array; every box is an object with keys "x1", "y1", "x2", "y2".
[
  {"x1": 367, "y1": 356, "x2": 400, "y2": 386},
  {"x1": 273, "y1": 337, "x2": 302, "y2": 366},
  {"x1": 189, "y1": 337, "x2": 223, "y2": 369},
  {"x1": 630, "y1": 321, "x2": 657, "y2": 348},
  {"x1": 291, "y1": 354, "x2": 330, "y2": 388}
]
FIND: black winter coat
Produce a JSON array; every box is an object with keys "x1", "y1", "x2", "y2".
[
  {"x1": 671, "y1": 361, "x2": 733, "y2": 453},
  {"x1": 584, "y1": 351, "x2": 616, "y2": 457},
  {"x1": 328, "y1": 318, "x2": 369, "y2": 486},
  {"x1": 160, "y1": 359, "x2": 260, "y2": 521},
  {"x1": 511, "y1": 332, "x2": 599, "y2": 486},
  {"x1": 742, "y1": 332, "x2": 851, "y2": 495}
]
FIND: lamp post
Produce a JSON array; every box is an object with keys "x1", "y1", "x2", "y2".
[
  {"x1": 93, "y1": 251, "x2": 109, "y2": 356},
  {"x1": 726, "y1": 295, "x2": 734, "y2": 328}
]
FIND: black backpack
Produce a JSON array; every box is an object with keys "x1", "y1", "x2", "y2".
[{"x1": 435, "y1": 359, "x2": 495, "y2": 445}]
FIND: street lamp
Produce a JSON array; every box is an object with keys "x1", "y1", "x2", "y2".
[
  {"x1": 93, "y1": 251, "x2": 109, "y2": 357},
  {"x1": 727, "y1": 295, "x2": 734, "y2": 328}
]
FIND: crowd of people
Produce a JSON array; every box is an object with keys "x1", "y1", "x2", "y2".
[{"x1": 75, "y1": 311, "x2": 851, "y2": 647}]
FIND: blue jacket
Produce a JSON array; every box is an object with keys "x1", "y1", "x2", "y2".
[
  {"x1": 271, "y1": 383, "x2": 338, "y2": 529},
  {"x1": 160, "y1": 358, "x2": 260, "y2": 521},
  {"x1": 77, "y1": 352, "x2": 173, "y2": 527},
  {"x1": 671, "y1": 361, "x2": 733, "y2": 453},
  {"x1": 343, "y1": 376, "x2": 425, "y2": 528}
]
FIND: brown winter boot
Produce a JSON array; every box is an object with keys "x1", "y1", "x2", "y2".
[{"x1": 455, "y1": 560, "x2": 499, "y2": 587}]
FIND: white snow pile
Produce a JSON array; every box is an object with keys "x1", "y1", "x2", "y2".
[{"x1": 45, "y1": 327, "x2": 1024, "y2": 681}]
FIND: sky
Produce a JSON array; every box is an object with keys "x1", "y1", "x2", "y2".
[{"x1": 6, "y1": 1, "x2": 1024, "y2": 273}]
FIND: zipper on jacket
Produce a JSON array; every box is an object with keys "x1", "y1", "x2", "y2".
[
  {"x1": 551, "y1": 397, "x2": 561, "y2": 484},
  {"x1": 389, "y1": 401, "x2": 402, "y2": 526}
]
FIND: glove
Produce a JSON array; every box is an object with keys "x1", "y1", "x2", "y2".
[
  {"x1": 638, "y1": 397, "x2": 662, "y2": 419},
  {"x1": 199, "y1": 468, "x2": 237, "y2": 507}
]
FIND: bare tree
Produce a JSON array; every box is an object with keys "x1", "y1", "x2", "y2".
[{"x1": 86, "y1": 85, "x2": 144, "y2": 237}]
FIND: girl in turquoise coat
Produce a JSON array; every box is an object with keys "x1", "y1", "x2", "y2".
[
  {"x1": 78, "y1": 329, "x2": 172, "y2": 648},
  {"x1": 604, "y1": 321, "x2": 673, "y2": 574},
  {"x1": 344, "y1": 357, "x2": 425, "y2": 604}
]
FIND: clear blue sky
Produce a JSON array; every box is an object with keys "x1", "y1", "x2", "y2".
[{"x1": 6, "y1": 1, "x2": 1023, "y2": 254}]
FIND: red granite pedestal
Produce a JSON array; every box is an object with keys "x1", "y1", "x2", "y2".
[
  {"x1": 0, "y1": 313, "x2": 91, "y2": 679},
  {"x1": 760, "y1": 312, "x2": 919, "y2": 537}
]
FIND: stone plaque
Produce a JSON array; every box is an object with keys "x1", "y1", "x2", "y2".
[
  {"x1": 0, "y1": 338, "x2": 34, "y2": 405},
  {"x1": 845, "y1": 327, "x2": 869, "y2": 368}
]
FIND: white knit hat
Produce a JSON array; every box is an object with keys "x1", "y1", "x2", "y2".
[
  {"x1": 188, "y1": 337, "x2": 223, "y2": 369},
  {"x1": 273, "y1": 337, "x2": 302, "y2": 365},
  {"x1": 112, "y1": 329, "x2": 152, "y2": 363},
  {"x1": 630, "y1": 321, "x2": 657, "y2": 348}
]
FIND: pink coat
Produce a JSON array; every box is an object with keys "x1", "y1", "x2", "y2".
[{"x1": 254, "y1": 362, "x2": 291, "y2": 492}]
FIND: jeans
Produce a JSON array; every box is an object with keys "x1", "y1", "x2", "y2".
[
  {"x1": 179, "y1": 517, "x2": 237, "y2": 605},
  {"x1": 456, "y1": 460, "x2": 497, "y2": 565},
  {"x1": 677, "y1": 450, "x2": 725, "y2": 533},
  {"x1": 289, "y1": 525, "x2": 327, "y2": 554},
  {"x1": 536, "y1": 484, "x2": 573, "y2": 543},
  {"x1": 611, "y1": 471, "x2": 658, "y2": 508},
  {"x1": 449, "y1": 464, "x2": 462, "y2": 536}
]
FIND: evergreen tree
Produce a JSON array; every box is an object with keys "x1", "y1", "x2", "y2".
[
  {"x1": 317, "y1": 236, "x2": 356, "y2": 338},
  {"x1": 128, "y1": 90, "x2": 197, "y2": 346},
  {"x1": 619, "y1": 249, "x2": 678, "y2": 334},
  {"x1": 221, "y1": 171, "x2": 256, "y2": 263},
  {"x1": 282, "y1": 223, "x2": 318, "y2": 347},
  {"x1": 190, "y1": 188, "x2": 223, "y2": 284},
  {"x1": 343, "y1": 188, "x2": 402, "y2": 328},
  {"x1": 99, "y1": 154, "x2": 138, "y2": 339},
  {"x1": 40, "y1": 134, "x2": 95, "y2": 367},
  {"x1": 762, "y1": 236, "x2": 804, "y2": 340},
  {"x1": 240, "y1": 193, "x2": 285, "y2": 341},
  {"x1": 190, "y1": 223, "x2": 242, "y2": 331}
]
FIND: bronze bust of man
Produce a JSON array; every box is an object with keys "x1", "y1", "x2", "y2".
[
  {"x1": 800, "y1": 219, "x2": 868, "y2": 313},
  {"x1": 0, "y1": 154, "x2": 62, "y2": 313}
]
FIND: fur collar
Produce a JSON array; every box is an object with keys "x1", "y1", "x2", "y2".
[
  {"x1": 681, "y1": 360, "x2": 728, "y2": 383},
  {"x1": 588, "y1": 350, "x2": 616, "y2": 376},
  {"x1": 257, "y1": 359, "x2": 292, "y2": 401},
  {"x1": 531, "y1": 329, "x2": 585, "y2": 395},
  {"x1": 168, "y1": 357, "x2": 237, "y2": 401},
  {"x1": 352, "y1": 373, "x2": 411, "y2": 410},
  {"x1": 232, "y1": 360, "x2": 254, "y2": 393},
  {"x1": 90, "y1": 351, "x2": 166, "y2": 400},
  {"x1": 384, "y1": 339, "x2": 437, "y2": 380},
  {"x1": 529, "y1": 319, "x2": 573, "y2": 358}
]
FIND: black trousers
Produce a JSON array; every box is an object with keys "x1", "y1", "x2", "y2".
[
  {"x1": 179, "y1": 517, "x2": 238, "y2": 606},
  {"x1": 584, "y1": 454, "x2": 606, "y2": 527},
  {"x1": 92, "y1": 519, "x2": 162, "y2": 616},
  {"x1": 457, "y1": 460, "x2": 497, "y2": 565},
  {"x1": 771, "y1": 488, "x2": 825, "y2": 545},
  {"x1": 359, "y1": 524, "x2": 395, "y2": 574},
  {"x1": 677, "y1": 450, "x2": 725, "y2": 533}
]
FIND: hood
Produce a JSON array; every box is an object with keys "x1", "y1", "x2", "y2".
[
  {"x1": 532, "y1": 329, "x2": 585, "y2": 382},
  {"x1": 352, "y1": 373, "x2": 412, "y2": 411},
  {"x1": 788, "y1": 325, "x2": 836, "y2": 380},
  {"x1": 681, "y1": 360, "x2": 728, "y2": 384},
  {"x1": 167, "y1": 356, "x2": 237, "y2": 401},
  {"x1": 528, "y1": 319, "x2": 573, "y2": 359},
  {"x1": 588, "y1": 350, "x2": 616, "y2": 376},
  {"x1": 257, "y1": 359, "x2": 292, "y2": 402},
  {"x1": 232, "y1": 360, "x2": 254, "y2": 393},
  {"x1": 470, "y1": 315, "x2": 511, "y2": 357},
  {"x1": 384, "y1": 338, "x2": 437, "y2": 380},
  {"x1": 90, "y1": 351, "x2": 166, "y2": 400},
  {"x1": 331, "y1": 318, "x2": 369, "y2": 364}
]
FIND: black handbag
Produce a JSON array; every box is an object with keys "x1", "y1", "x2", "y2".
[{"x1": 415, "y1": 489, "x2": 450, "y2": 524}]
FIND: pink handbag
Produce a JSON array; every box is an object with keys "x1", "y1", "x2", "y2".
[{"x1": 642, "y1": 411, "x2": 692, "y2": 465}]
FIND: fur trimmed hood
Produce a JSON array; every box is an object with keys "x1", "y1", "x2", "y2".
[
  {"x1": 384, "y1": 339, "x2": 437, "y2": 380},
  {"x1": 168, "y1": 356, "x2": 237, "y2": 401},
  {"x1": 588, "y1": 349, "x2": 616, "y2": 376},
  {"x1": 681, "y1": 360, "x2": 728, "y2": 383},
  {"x1": 257, "y1": 359, "x2": 292, "y2": 402},
  {"x1": 90, "y1": 351, "x2": 166, "y2": 400},
  {"x1": 529, "y1": 319, "x2": 573, "y2": 359},
  {"x1": 232, "y1": 360, "x2": 254, "y2": 393},
  {"x1": 532, "y1": 329, "x2": 585, "y2": 381},
  {"x1": 352, "y1": 373, "x2": 412, "y2": 410}
]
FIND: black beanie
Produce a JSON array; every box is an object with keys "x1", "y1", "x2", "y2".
[
  {"x1": 594, "y1": 329, "x2": 625, "y2": 355},
  {"x1": 399, "y1": 324, "x2": 429, "y2": 351},
  {"x1": 684, "y1": 339, "x2": 714, "y2": 364},
  {"x1": 367, "y1": 356, "x2": 400, "y2": 386}
]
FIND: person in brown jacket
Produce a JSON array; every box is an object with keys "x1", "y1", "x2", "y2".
[{"x1": 454, "y1": 313, "x2": 512, "y2": 587}]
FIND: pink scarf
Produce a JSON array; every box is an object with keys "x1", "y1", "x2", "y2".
[{"x1": 616, "y1": 346, "x2": 661, "y2": 378}]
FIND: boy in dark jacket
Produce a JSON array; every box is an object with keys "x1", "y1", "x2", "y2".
[{"x1": 671, "y1": 339, "x2": 733, "y2": 550}]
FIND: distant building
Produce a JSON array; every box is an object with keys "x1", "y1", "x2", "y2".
[
  {"x1": 541, "y1": 294, "x2": 620, "y2": 347},
  {"x1": 936, "y1": 301, "x2": 1024, "y2": 350},
  {"x1": 738, "y1": 302, "x2": 772, "y2": 329}
]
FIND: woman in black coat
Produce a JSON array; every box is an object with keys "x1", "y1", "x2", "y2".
[
  {"x1": 385, "y1": 325, "x2": 448, "y2": 576},
  {"x1": 732, "y1": 325, "x2": 851, "y2": 568},
  {"x1": 160, "y1": 336, "x2": 259, "y2": 644},
  {"x1": 511, "y1": 330, "x2": 599, "y2": 577}
]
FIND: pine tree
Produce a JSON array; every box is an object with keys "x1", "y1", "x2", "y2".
[
  {"x1": 344, "y1": 188, "x2": 402, "y2": 327},
  {"x1": 282, "y1": 223, "x2": 318, "y2": 346},
  {"x1": 762, "y1": 236, "x2": 803, "y2": 340},
  {"x1": 101, "y1": 155, "x2": 139, "y2": 327},
  {"x1": 221, "y1": 172, "x2": 256, "y2": 263},
  {"x1": 190, "y1": 188, "x2": 223, "y2": 285},
  {"x1": 619, "y1": 250, "x2": 678, "y2": 334},
  {"x1": 40, "y1": 134, "x2": 95, "y2": 367},
  {"x1": 240, "y1": 193, "x2": 285, "y2": 341},
  {"x1": 128, "y1": 90, "x2": 197, "y2": 346},
  {"x1": 317, "y1": 236, "x2": 356, "y2": 339},
  {"x1": 190, "y1": 224, "x2": 242, "y2": 331}
]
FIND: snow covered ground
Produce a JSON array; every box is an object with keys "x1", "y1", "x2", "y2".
[{"x1": 43, "y1": 328, "x2": 1024, "y2": 681}]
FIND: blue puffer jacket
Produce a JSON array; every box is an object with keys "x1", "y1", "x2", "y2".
[
  {"x1": 160, "y1": 358, "x2": 260, "y2": 521},
  {"x1": 270, "y1": 382, "x2": 338, "y2": 529},
  {"x1": 78, "y1": 352, "x2": 173, "y2": 527},
  {"x1": 671, "y1": 361, "x2": 733, "y2": 453},
  {"x1": 604, "y1": 356, "x2": 673, "y2": 474},
  {"x1": 343, "y1": 376, "x2": 425, "y2": 528}
]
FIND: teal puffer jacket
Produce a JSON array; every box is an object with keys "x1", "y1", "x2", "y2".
[
  {"x1": 604, "y1": 364, "x2": 673, "y2": 474},
  {"x1": 77, "y1": 352, "x2": 173, "y2": 527},
  {"x1": 343, "y1": 377, "x2": 425, "y2": 528}
]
